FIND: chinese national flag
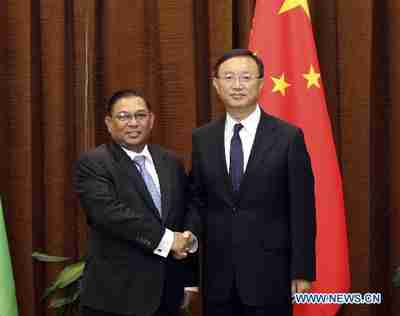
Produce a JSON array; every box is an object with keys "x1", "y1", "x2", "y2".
[{"x1": 249, "y1": 1, "x2": 350, "y2": 315}]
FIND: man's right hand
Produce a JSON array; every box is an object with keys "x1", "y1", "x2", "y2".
[{"x1": 171, "y1": 231, "x2": 195, "y2": 260}]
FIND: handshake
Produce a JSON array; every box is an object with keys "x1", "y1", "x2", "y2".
[{"x1": 171, "y1": 231, "x2": 197, "y2": 260}]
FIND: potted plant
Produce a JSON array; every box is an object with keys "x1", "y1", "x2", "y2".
[
  {"x1": 32, "y1": 252, "x2": 192, "y2": 316},
  {"x1": 32, "y1": 252, "x2": 85, "y2": 315}
]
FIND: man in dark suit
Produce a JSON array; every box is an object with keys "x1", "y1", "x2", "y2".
[
  {"x1": 74, "y1": 90, "x2": 199, "y2": 316},
  {"x1": 189, "y1": 49, "x2": 316, "y2": 316}
]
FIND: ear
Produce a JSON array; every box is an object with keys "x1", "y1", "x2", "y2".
[
  {"x1": 149, "y1": 112, "x2": 155, "y2": 129},
  {"x1": 257, "y1": 78, "x2": 265, "y2": 93},
  {"x1": 213, "y1": 77, "x2": 221, "y2": 94},
  {"x1": 104, "y1": 115, "x2": 113, "y2": 132}
]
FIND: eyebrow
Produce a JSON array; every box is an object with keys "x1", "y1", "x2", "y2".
[
  {"x1": 117, "y1": 109, "x2": 148, "y2": 113},
  {"x1": 221, "y1": 71, "x2": 253, "y2": 74}
]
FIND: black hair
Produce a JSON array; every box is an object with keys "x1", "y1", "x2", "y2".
[
  {"x1": 105, "y1": 89, "x2": 150, "y2": 114},
  {"x1": 213, "y1": 48, "x2": 264, "y2": 78}
]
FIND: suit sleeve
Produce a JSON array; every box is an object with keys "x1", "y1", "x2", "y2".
[
  {"x1": 74, "y1": 154, "x2": 164, "y2": 253},
  {"x1": 288, "y1": 129, "x2": 316, "y2": 281},
  {"x1": 184, "y1": 132, "x2": 205, "y2": 240}
]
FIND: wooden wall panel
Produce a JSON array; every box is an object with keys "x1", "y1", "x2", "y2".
[
  {"x1": 71, "y1": 0, "x2": 98, "y2": 257},
  {"x1": 5, "y1": 1, "x2": 43, "y2": 315},
  {"x1": 102, "y1": 1, "x2": 148, "y2": 94},
  {"x1": 369, "y1": 2, "x2": 391, "y2": 315},
  {"x1": 143, "y1": 1, "x2": 163, "y2": 144},
  {"x1": 309, "y1": 0, "x2": 341, "y2": 152},
  {"x1": 208, "y1": 1, "x2": 232, "y2": 119},
  {"x1": 388, "y1": 0, "x2": 400, "y2": 314},
  {"x1": 157, "y1": 0, "x2": 198, "y2": 164},
  {"x1": 234, "y1": 0, "x2": 255, "y2": 48},
  {"x1": 39, "y1": 3, "x2": 78, "y2": 315},
  {"x1": 0, "y1": 0, "x2": 9, "y2": 198},
  {"x1": 193, "y1": 0, "x2": 211, "y2": 127},
  {"x1": 336, "y1": 1, "x2": 384, "y2": 315},
  {"x1": 99, "y1": 0, "x2": 149, "y2": 145},
  {"x1": 72, "y1": 0, "x2": 98, "y2": 156}
]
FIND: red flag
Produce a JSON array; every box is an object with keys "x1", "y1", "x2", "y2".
[{"x1": 249, "y1": 1, "x2": 350, "y2": 315}]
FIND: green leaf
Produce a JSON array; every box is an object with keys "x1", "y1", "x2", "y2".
[
  {"x1": 56, "y1": 306, "x2": 66, "y2": 316},
  {"x1": 42, "y1": 282, "x2": 60, "y2": 300},
  {"x1": 393, "y1": 266, "x2": 400, "y2": 287},
  {"x1": 56, "y1": 261, "x2": 85, "y2": 288},
  {"x1": 50, "y1": 297, "x2": 72, "y2": 309},
  {"x1": 49, "y1": 286, "x2": 81, "y2": 309},
  {"x1": 42, "y1": 261, "x2": 85, "y2": 299},
  {"x1": 32, "y1": 252, "x2": 70, "y2": 262}
]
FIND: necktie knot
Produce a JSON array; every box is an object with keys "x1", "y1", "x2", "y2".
[
  {"x1": 134, "y1": 155, "x2": 146, "y2": 169},
  {"x1": 233, "y1": 123, "x2": 243, "y2": 136}
]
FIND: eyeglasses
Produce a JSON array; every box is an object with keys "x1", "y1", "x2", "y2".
[
  {"x1": 216, "y1": 73, "x2": 262, "y2": 85},
  {"x1": 113, "y1": 111, "x2": 150, "y2": 123}
]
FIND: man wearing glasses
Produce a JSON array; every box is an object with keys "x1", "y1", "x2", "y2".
[
  {"x1": 189, "y1": 49, "x2": 316, "y2": 316},
  {"x1": 75, "y1": 90, "x2": 199, "y2": 316}
]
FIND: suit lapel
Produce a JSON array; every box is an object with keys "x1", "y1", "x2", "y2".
[
  {"x1": 238, "y1": 112, "x2": 278, "y2": 198},
  {"x1": 109, "y1": 143, "x2": 162, "y2": 221},
  {"x1": 148, "y1": 145, "x2": 170, "y2": 223}
]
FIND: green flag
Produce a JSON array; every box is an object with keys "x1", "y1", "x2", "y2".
[{"x1": 0, "y1": 199, "x2": 19, "y2": 316}]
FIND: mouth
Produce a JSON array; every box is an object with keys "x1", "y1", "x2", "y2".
[
  {"x1": 230, "y1": 93, "x2": 246, "y2": 100},
  {"x1": 126, "y1": 131, "x2": 141, "y2": 138}
]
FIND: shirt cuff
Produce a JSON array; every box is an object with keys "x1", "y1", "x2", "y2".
[
  {"x1": 184, "y1": 287, "x2": 199, "y2": 292},
  {"x1": 188, "y1": 234, "x2": 199, "y2": 253},
  {"x1": 153, "y1": 228, "x2": 174, "y2": 258}
]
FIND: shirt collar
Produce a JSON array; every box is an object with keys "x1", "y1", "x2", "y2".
[
  {"x1": 121, "y1": 144, "x2": 153, "y2": 162},
  {"x1": 225, "y1": 105, "x2": 261, "y2": 137}
]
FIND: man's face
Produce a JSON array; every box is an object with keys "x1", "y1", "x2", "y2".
[
  {"x1": 213, "y1": 56, "x2": 264, "y2": 113},
  {"x1": 105, "y1": 96, "x2": 154, "y2": 152}
]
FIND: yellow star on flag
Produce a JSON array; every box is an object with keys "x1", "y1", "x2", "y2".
[
  {"x1": 278, "y1": 0, "x2": 310, "y2": 19},
  {"x1": 303, "y1": 65, "x2": 321, "y2": 88},
  {"x1": 271, "y1": 74, "x2": 291, "y2": 96}
]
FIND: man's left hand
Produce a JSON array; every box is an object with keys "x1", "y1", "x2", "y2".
[{"x1": 291, "y1": 279, "x2": 312, "y2": 295}]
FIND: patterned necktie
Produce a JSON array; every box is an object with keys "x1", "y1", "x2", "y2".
[
  {"x1": 134, "y1": 155, "x2": 162, "y2": 215},
  {"x1": 229, "y1": 123, "x2": 244, "y2": 192}
]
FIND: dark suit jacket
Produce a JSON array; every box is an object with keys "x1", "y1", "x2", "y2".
[
  {"x1": 74, "y1": 142, "x2": 198, "y2": 316},
  {"x1": 189, "y1": 110, "x2": 316, "y2": 306}
]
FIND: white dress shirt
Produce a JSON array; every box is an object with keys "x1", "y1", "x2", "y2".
[{"x1": 224, "y1": 105, "x2": 261, "y2": 172}]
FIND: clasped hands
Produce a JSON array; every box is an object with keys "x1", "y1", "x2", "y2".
[{"x1": 171, "y1": 231, "x2": 196, "y2": 260}]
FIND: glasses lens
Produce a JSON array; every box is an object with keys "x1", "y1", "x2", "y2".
[
  {"x1": 114, "y1": 111, "x2": 149, "y2": 122},
  {"x1": 115, "y1": 112, "x2": 131, "y2": 121}
]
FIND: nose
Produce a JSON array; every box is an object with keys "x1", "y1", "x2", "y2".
[
  {"x1": 232, "y1": 77, "x2": 244, "y2": 89},
  {"x1": 127, "y1": 116, "x2": 139, "y2": 125}
]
